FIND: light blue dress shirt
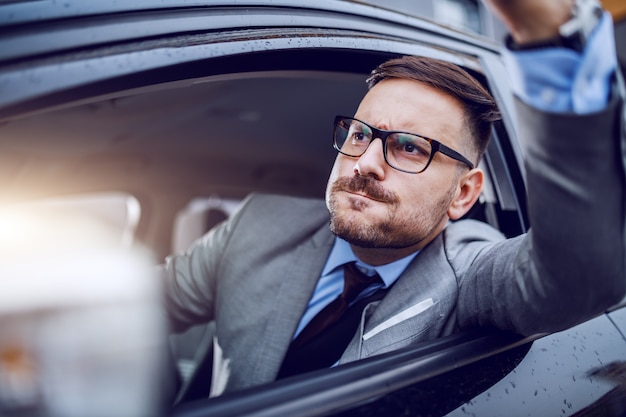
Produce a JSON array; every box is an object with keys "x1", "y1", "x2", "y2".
[
  {"x1": 293, "y1": 238, "x2": 417, "y2": 337},
  {"x1": 501, "y1": 12, "x2": 616, "y2": 114},
  {"x1": 294, "y1": 11, "x2": 618, "y2": 338}
]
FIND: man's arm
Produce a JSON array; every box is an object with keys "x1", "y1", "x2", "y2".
[
  {"x1": 456, "y1": 0, "x2": 626, "y2": 334},
  {"x1": 160, "y1": 196, "x2": 256, "y2": 333}
]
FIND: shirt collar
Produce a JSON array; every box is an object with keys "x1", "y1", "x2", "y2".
[{"x1": 323, "y1": 237, "x2": 419, "y2": 288}]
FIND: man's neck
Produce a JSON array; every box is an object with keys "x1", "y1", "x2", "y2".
[{"x1": 350, "y1": 243, "x2": 423, "y2": 266}]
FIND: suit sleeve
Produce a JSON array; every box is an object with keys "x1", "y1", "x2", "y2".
[
  {"x1": 453, "y1": 6, "x2": 626, "y2": 336},
  {"x1": 159, "y1": 195, "x2": 254, "y2": 333},
  {"x1": 455, "y1": 90, "x2": 626, "y2": 335}
]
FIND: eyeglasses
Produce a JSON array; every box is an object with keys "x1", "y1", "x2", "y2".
[{"x1": 333, "y1": 116, "x2": 474, "y2": 174}]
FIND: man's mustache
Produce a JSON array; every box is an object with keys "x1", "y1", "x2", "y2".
[{"x1": 331, "y1": 175, "x2": 399, "y2": 204}]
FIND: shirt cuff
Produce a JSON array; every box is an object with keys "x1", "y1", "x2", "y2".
[{"x1": 500, "y1": 12, "x2": 617, "y2": 114}]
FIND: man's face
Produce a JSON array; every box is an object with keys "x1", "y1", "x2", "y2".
[{"x1": 325, "y1": 78, "x2": 469, "y2": 255}]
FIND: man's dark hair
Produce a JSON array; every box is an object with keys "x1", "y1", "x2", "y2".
[{"x1": 366, "y1": 56, "x2": 501, "y2": 162}]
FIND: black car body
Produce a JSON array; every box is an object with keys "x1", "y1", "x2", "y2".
[{"x1": 0, "y1": 1, "x2": 625, "y2": 416}]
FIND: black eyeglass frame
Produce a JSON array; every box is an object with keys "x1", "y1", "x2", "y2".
[{"x1": 333, "y1": 116, "x2": 475, "y2": 174}]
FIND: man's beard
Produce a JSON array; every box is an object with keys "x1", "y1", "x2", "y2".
[{"x1": 327, "y1": 175, "x2": 454, "y2": 249}]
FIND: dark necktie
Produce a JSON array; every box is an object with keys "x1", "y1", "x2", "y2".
[
  {"x1": 277, "y1": 262, "x2": 384, "y2": 378},
  {"x1": 290, "y1": 262, "x2": 381, "y2": 351}
]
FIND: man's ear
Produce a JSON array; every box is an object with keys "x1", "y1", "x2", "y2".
[{"x1": 448, "y1": 168, "x2": 484, "y2": 221}]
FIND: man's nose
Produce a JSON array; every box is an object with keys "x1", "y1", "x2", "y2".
[{"x1": 354, "y1": 138, "x2": 386, "y2": 179}]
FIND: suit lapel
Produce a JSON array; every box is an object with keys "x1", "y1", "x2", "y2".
[
  {"x1": 246, "y1": 224, "x2": 335, "y2": 386},
  {"x1": 341, "y1": 233, "x2": 459, "y2": 361}
]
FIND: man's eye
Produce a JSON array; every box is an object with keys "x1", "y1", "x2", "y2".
[
  {"x1": 350, "y1": 132, "x2": 366, "y2": 142},
  {"x1": 400, "y1": 141, "x2": 426, "y2": 155},
  {"x1": 391, "y1": 135, "x2": 430, "y2": 159},
  {"x1": 403, "y1": 143, "x2": 418, "y2": 153}
]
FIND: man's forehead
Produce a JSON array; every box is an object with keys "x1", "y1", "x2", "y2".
[{"x1": 355, "y1": 79, "x2": 467, "y2": 146}]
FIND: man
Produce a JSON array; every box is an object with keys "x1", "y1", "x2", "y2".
[{"x1": 163, "y1": 0, "x2": 625, "y2": 396}]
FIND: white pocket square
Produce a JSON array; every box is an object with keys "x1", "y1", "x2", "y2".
[{"x1": 363, "y1": 298, "x2": 435, "y2": 341}]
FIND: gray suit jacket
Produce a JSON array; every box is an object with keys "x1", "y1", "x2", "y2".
[{"x1": 163, "y1": 97, "x2": 626, "y2": 395}]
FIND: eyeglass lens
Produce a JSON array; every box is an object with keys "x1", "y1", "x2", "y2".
[{"x1": 334, "y1": 118, "x2": 433, "y2": 173}]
